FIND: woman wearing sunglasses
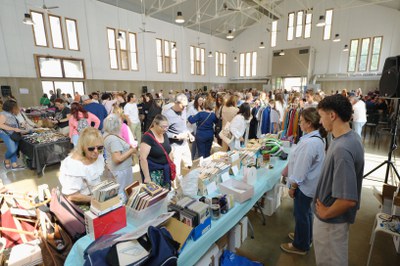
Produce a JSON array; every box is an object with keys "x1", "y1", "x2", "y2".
[
  {"x1": 58, "y1": 127, "x2": 105, "y2": 203},
  {"x1": 103, "y1": 114, "x2": 136, "y2": 203}
]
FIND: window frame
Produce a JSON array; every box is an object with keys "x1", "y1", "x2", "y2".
[
  {"x1": 65, "y1": 18, "x2": 80, "y2": 51},
  {"x1": 347, "y1": 39, "x2": 360, "y2": 72},
  {"x1": 30, "y1": 10, "x2": 48, "y2": 47},
  {"x1": 239, "y1": 51, "x2": 257, "y2": 77},
  {"x1": 369, "y1": 36, "x2": 383, "y2": 72},
  {"x1": 41, "y1": 80, "x2": 85, "y2": 97},
  {"x1": 271, "y1": 20, "x2": 278, "y2": 47},
  {"x1": 295, "y1": 10, "x2": 304, "y2": 38},
  {"x1": 358, "y1": 37, "x2": 371, "y2": 72},
  {"x1": 190, "y1": 45, "x2": 205, "y2": 76},
  {"x1": 304, "y1": 12, "x2": 312, "y2": 39},
  {"x1": 48, "y1": 14, "x2": 64, "y2": 49},
  {"x1": 215, "y1": 51, "x2": 227, "y2": 77},
  {"x1": 34, "y1": 54, "x2": 86, "y2": 80},
  {"x1": 107, "y1": 27, "x2": 119, "y2": 70},
  {"x1": 323, "y1": 9, "x2": 333, "y2": 41},
  {"x1": 118, "y1": 30, "x2": 129, "y2": 71},
  {"x1": 287, "y1": 12, "x2": 295, "y2": 41},
  {"x1": 128, "y1": 32, "x2": 139, "y2": 71}
]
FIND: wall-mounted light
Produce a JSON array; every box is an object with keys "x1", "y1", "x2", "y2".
[
  {"x1": 117, "y1": 32, "x2": 124, "y2": 42},
  {"x1": 23, "y1": 13, "x2": 34, "y2": 25},
  {"x1": 343, "y1": 44, "x2": 349, "y2": 52},
  {"x1": 259, "y1": 42, "x2": 265, "y2": 49},
  {"x1": 175, "y1": 11, "x2": 185, "y2": 24},
  {"x1": 316, "y1": 15, "x2": 325, "y2": 27},
  {"x1": 208, "y1": 51, "x2": 213, "y2": 58},
  {"x1": 279, "y1": 50, "x2": 285, "y2": 56},
  {"x1": 233, "y1": 56, "x2": 237, "y2": 62},
  {"x1": 172, "y1": 43, "x2": 177, "y2": 51},
  {"x1": 226, "y1": 30, "x2": 234, "y2": 39},
  {"x1": 333, "y1": 34, "x2": 341, "y2": 42}
]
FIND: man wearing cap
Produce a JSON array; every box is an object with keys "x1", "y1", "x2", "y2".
[
  {"x1": 162, "y1": 93, "x2": 194, "y2": 180},
  {"x1": 81, "y1": 95, "x2": 108, "y2": 130}
]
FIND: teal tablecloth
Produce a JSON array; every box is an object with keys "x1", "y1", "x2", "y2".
[{"x1": 65, "y1": 158, "x2": 288, "y2": 266}]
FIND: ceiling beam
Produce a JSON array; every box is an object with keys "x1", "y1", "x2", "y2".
[
  {"x1": 186, "y1": 10, "x2": 237, "y2": 28},
  {"x1": 147, "y1": 0, "x2": 189, "y2": 16},
  {"x1": 248, "y1": 0, "x2": 281, "y2": 19}
]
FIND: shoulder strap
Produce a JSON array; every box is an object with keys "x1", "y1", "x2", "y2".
[
  {"x1": 198, "y1": 112, "x2": 212, "y2": 129},
  {"x1": 144, "y1": 132, "x2": 172, "y2": 163}
]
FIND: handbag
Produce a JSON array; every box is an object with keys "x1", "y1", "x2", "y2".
[
  {"x1": 9, "y1": 132, "x2": 22, "y2": 142},
  {"x1": 144, "y1": 132, "x2": 176, "y2": 181},
  {"x1": 218, "y1": 122, "x2": 234, "y2": 145},
  {"x1": 215, "y1": 107, "x2": 223, "y2": 137}
]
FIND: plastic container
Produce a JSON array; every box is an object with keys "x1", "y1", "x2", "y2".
[{"x1": 126, "y1": 197, "x2": 168, "y2": 227}]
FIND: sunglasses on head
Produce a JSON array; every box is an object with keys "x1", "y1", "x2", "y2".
[{"x1": 87, "y1": 145, "x2": 104, "y2": 152}]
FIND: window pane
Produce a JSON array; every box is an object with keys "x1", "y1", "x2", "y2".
[
  {"x1": 304, "y1": 13, "x2": 312, "y2": 38},
  {"x1": 54, "y1": 81, "x2": 74, "y2": 96},
  {"x1": 73, "y1": 82, "x2": 85, "y2": 95},
  {"x1": 63, "y1": 59, "x2": 84, "y2": 78},
  {"x1": 109, "y1": 51, "x2": 118, "y2": 69},
  {"x1": 31, "y1": 12, "x2": 47, "y2": 46},
  {"x1": 119, "y1": 31, "x2": 127, "y2": 50},
  {"x1": 295, "y1": 11, "x2": 303, "y2": 38},
  {"x1": 120, "y1": 51, "x2": 129, "y2": 70},
  {"x1": 190, "y1": 46, "x2": 195, "y2": 75},
  {"x1": 223, "y1": 53, "x2": 226, "y2": 76},
  {"x1": 323, "y1": 9, "x2": 333, "y2": 40},
  {"x1": 348, "y1": 39, "x2": 359, "y2": 72},
  {"x1": 370, "y1": 37, "x2": 382, "y2": 71},
  {"x1": 49, "y1": 15, "x2": 63, "y2": 48},
  {"x1": 239, "y1": 53, "x2": 245, "y2": 77},
  {"x1": 129, "y1": 33, "x2": 138, "y2": 71},
  {"x1": 66, "y1": 19, "x2": 79, "y2": 50},
  {"x1": 42, "y1": 81, "x2": 55, "y2": 95},
  {"x1": 287, "y1": 13, "x2": 294, "y2": 41},
  {"x1": 358, "y1": 38, "x2": 370, "y2": 71},
  {"x1": 164, "y1": 41, "x2": 170, "y2": 56},
  {"x1": 201, "y1": 48, "x2": 205, "y2": 75},
  {"x1": 252, "y1": 52, "x2": 257, "y2": 76},
  {"x1": 107, "y1": 29, "x2": 118, "y2": 69},
  {"x1": 215, "y1": 52, "x2": 219, "y2": 76},
  {"x1": 107, "y1": 29, "x2": 116, "y2": 49},
  {"x1": 171, "y1": 57, "x2": 177, "y2": 73},
  {"x1": 271, "y1": 20, "x2": 278, "y2": 47},
  {"x1": 245, "y1": 53, "x2": 251, "y2": 76},
  {"x1": 196, "y1": 47, "x2": 201, "y2": 60},
  {"x1": 38, "y1": 57, "x2": 63, "y2": 77}
]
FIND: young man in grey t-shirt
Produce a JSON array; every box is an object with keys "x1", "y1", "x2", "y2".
[{"x1": 314, "y1": 94, "x2": 364, "y2": 266}]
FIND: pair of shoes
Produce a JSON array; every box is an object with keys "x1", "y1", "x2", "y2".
[
  {"x1": 11, "y1": 165, "x2": 25, "y2": 170},
  {"x1": 3, "y1": 161, "x2": 11, "y2": 170},
  {"x1": 280, "y1": 243, "x2": 307, "y2": 255},
  {"x1": 287, "y1": 233, "x2": 313, "y2": 247}
]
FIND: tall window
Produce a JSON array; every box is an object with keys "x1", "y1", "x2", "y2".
[
  {"x1": 287, "y1": 12, "x2": 295, "y2": 41},
  {"x1": 107, "y1": 28, "x2": 139, "y2": 71},
  {"x1": 239, "y1": 52, "x2": 257, "y2": 77},
  {"x1": 65, "y1": 18, "x2": 79, "y2": 50},
  {"x1": 36, "y1": 55, "x2": 85, "y2": 79},
  {"x1": 370, "y1": 36, "x2": 382, "y2": 71},
  {"x1": 271, "y1": 20, "x2": 278, "y2": 47},
  {"x1": 107, "y1": 28, "x2": 118, "y2": 69},
  {"x1": 295, "y1": 11, "x2": 304, "y2": 38},
  {"x1": 358, "y1": 38, "x2": 371, "y2": 72},
  {"x1": 215, "y1": 52, "x2": 227, "y2": 77},
  {"x1": 48, "y1": 15, "x2": 64, "y2": 49},
  {"x1": 42, "y1": 81, "x2": 84, "y2": 96},
  {"x1": 129, "y1": 33, "x2": 138, "y2": 71},
  {"x1": 190, "y1": 46, "x2": 205, "y2": 75},
  {"x1": 304, "y1": 12, "x2": 312, "y2": 38},
  {"x1": 347, "y1": 39, "x2": 359, "y2": 72},
  {"x1": 323, "y1": 9, "x2": 333, "y2": 40},
  {"x1": 31, "y1": 11, "x2": 48, "y2": 47},
  {"x1": 156, "y1": 39, "x2": 177, "y2": 74}
]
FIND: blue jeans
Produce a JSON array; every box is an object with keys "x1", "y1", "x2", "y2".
[
  {"x1": 196, "y1": 136, "x2": 213, "y2": 158},
  {"x1": 293, "y1": 188, "x2": 313, "y2": 251},
  {"x1": 0, "y1": 132, "x2": 19, "y2": 163},
  {"x1": 352, "y1": 121, "x2": 365, "y2": 138}
]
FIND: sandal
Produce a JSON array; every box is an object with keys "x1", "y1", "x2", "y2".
[
  {"x1": 11, "y1": 164, "x2": 25, "y2": 170},
  {"x1": 3, "y1": 160, "x2": 11, "y2": 170}
]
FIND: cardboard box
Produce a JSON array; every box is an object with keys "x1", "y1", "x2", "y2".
[
  {"x1": 195, "y1": 244, "x2": 219, "y2": 266},
  {"x1": 262, "y1": 183, "x2": 283, "y2": 216},
  {"x1": 85, "y1": 206, "x2": 127, "y2": 240},
  {"x1": 216, "y1": 233, "x2": 229, "y2": 250},
  {"x1": 219, "y1": 179, "x2": 254, "y2": 203},
  {"x1": 239, "y1": 216, "x2": 248, "y2": 243},
  {"x1": 228, "y1": 224, "x2": 242, "y2": 251},
  {"x1": 91, "y1": 196, "x2": 120, "y2": 211},
  {"x1": 164, "y1": 217, "x2": 192, "y2": 253},
  {"x1": 191, "y1": 216, "x2": 212, "y2": 241}
]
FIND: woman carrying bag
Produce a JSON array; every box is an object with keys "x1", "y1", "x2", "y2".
[
  {"x1": 139, "y1": 114, "x2": 175, "y2": 190},
  {"x1": 228, "y1": 103, "x2": 251, "y2": 151}
]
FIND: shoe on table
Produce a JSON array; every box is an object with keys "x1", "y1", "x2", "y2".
[
  {"x1": 287, "y1": 233, "x2": 313, "y2": 247},
  {"x1": 280, "y1": 243, "x2": 307, "y2": 255}
]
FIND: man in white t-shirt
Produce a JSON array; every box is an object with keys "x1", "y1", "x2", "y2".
[
  {"x1": 124, "y1": 93, "x2": 141, "y2": 143},
  {"x1": 349, "y1": 96, "x2": 367, "y2": 137},
  {"x1": 304, "y1": 90, "x2": 318, "y2": 109}
]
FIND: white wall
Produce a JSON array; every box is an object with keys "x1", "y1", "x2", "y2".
[{"x1": 0, "y1": 0, "x2": 230, "y2": 84}]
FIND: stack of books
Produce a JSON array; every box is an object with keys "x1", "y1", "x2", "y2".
[
  {"x1": 168, "y1": 197, "x2": 210, "y2": 228},
  {"x1": 90, "y1": 180, "x2": 122, "y2": 216},
  {"x1": 126, "y1": 182, "x2": 169, "y2": 211}
]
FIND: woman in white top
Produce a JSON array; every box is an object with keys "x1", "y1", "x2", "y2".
[
  {"x1": 229, "y1": 103, "x2": 251, "y2": 150},
  {"x1": 58, "y1": 127, "x2": 105, "y2": 203}
]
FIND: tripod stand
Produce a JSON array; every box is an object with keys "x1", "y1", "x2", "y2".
[{"x1": 363, "y1": 99, "x2": 400, "y2": 183}]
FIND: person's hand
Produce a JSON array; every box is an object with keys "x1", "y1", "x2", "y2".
[
  {"x1": 188, "y1": 133, "x2": 195, "y2": 142},
  {"x1": 13, "y1": 128, "x2": 22, "y2": 133},
  {"x1": 177, "y1": 133, "x2": 187, "y2": 140},
  {"x1": 288, "y1": 188, "x2": 295, "y2": 199},
  {"x1": 144, "y1": 177, "x2": 151, "y2": 184},
  {"x1": 239, "y1": 137, "x2": 244, "y2": 142},
  {"x1": 315, "y1": 199, "x2": 329, "y2": 219}
]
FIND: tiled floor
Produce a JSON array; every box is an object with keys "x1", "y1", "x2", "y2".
[{"x1": 0, "y1": 132, "x2": 400, "y2": 265}]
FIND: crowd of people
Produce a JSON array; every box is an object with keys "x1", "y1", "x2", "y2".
[{"x1": 0, "y1": 85, "x2": 394, "y2": 265}]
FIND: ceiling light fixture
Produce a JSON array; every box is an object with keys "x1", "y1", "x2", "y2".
[
  {"x1": 316, "y1": 15, "x2": 325, "y2": 27},
  {"x1": 333, "y1": 34, "x2": 341, "y2": 42},
  {"x1": 259, "y1": 42, "x2": 265, "y2": 49},
  {"x1": 208, "y1": 51, "x2": 213, "y2": 58},
  {"x1": 117, "y1": 32, "x2": 124, "y2": 42},
  {"x1": 226, "y1": 30, "x2": 234, "y2": 39},
  {"x1": 175, "y1": 11, "x2": 185, "y2": 24},
  {"x1": 343, "y1": 44, "x2": 349, "y2": 52},
  {"x1": 23, "y1": 13, "x2": 34, "y2": 25},
  {"x1": 279, "y1": 50, "x2": 285, "y2": 56}
]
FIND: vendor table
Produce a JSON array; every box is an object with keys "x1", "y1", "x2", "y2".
[
  {"x1": 65, "y1": 157, "x2": 288, "y2": 266},
  {"x1": 19, "y1": 133, "x2": 71, "y2": 175}
]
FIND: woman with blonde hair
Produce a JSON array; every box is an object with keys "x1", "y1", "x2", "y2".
[
  {"x1": 221, "y1": 94, "x2": 239, "y2": 151},
  {"x1": 58, "y1": 127, "x2": 105, "y2": 203}
]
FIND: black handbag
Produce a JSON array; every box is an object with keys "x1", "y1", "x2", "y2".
[{"x1": 9, "y1": 131, "x2": 22, "y2": 142}]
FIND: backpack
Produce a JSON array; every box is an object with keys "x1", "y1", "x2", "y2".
[{"x1": 77, "y1": 118, "x2": 89, "y2": 133}]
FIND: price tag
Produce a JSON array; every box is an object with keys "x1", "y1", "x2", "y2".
[
  {"x1": 231, "y1": 165, "x2": 239, "y2": 176},
  {"x1": 221, "y1": 172, "x2": 230, "y2": 183},
  {"x1": 207, "y1": 181, "x2": 218, "y2": 194}
]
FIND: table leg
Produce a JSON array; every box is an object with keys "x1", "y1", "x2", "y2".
[
  {"x1": 248, "y1": 219, "x2": 255, "y2": 239},
  {"x1": 255, "y1": 202, "x2": 266, "y2": 226},
  {"x1": 367, "y1": 229, "x2": 377, "y2": 266}
]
